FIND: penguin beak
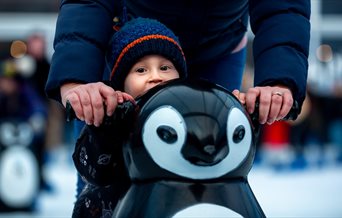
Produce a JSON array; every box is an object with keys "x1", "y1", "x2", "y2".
[
  {"x1": 180, "y1": 115, "x2": 229, "y2": 166},
  {"x1": 184, "y1": 143, "x2": 228, "y2": 166}
]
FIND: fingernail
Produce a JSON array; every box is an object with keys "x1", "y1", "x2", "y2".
[{"x1": 267, "y1": 119, "x2": 274, "y2": 124}]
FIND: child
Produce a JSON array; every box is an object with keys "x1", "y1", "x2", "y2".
[{"x1": 71, "y1": 17, "x2": 187, "y2": 217}]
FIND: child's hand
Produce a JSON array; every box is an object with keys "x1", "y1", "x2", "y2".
[{"x1": 61, "y1": 82, "x2": 134, "y2": 127}]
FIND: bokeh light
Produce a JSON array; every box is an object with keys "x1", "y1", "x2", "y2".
[
  {"x1": 316, "y1": 44, "x2": 333, "y2": 62},
  {"x1": 10, "y1": 40, "x2": 27, "y2": 58}
]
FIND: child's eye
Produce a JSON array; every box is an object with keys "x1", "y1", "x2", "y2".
[
  {"x1": 160, "y1": 65, "x2": 171, "y2": 71},
  {"x1": 136, "y1": 67, "x2": 146, "y2": 73}
]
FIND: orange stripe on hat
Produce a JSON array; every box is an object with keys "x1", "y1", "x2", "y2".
[{"x1": 110, "y1": 34, "x2": 185, "y2": 79}]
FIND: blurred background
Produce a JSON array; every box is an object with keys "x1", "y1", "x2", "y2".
[{"x1": 0, "y1": 0, "x2": 341, "y2": 217}]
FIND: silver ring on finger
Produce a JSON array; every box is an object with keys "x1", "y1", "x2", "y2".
[{"x1": 272, "y1": 91, "x2": 283, "y2": 97}]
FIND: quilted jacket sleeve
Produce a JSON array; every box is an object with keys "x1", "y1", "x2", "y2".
[
  {"x1": 45, "y1": 0, "x2": 118, "y2": 102},
  {"x1": 249, "y1": 0, "x2": 311, "y2": 109}
]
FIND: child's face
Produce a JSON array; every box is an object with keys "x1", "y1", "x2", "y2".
[{"x1": 124, "y1": 54, "x2": 180, "y2": 98}]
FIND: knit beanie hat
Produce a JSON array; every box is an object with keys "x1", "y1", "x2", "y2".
[{"x1": 104, "y1": 17, "x2": 187, "y2": 90}]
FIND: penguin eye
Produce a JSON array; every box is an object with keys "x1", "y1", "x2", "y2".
[
  {"x1": 227, "y1": 108, "x2": 251, "y2": 145},
  {"x1": 0, "y1": 122, "x2": 34, "y2": 147},
  {"x1": 18, "y1": 123, "x2": 34, "y2": 146},
  {"x1": 226, "y1": 107, "x2": 252, "y2": 166},
  {"x1": 143, "y1": 105, "x2": 186, "y2": 148},
  {"x1": 156, "y1": 125, "x2": 178, "y2": 144},
  {"x1": 142, "y1": 105, "x2": 187, "y2": 170},
  {"x1": 232, "y1": 125, "x2": 245, "y2": 144},
  {"x1": 0, "y1": 122, "x2": 16, "y2": 146}
]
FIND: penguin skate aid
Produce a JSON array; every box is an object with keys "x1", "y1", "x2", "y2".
[{"x1": 66, "y1": 78, "x2": 299, "y2": 218}]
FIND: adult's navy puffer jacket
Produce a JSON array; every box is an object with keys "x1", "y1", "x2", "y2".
[{"x1": 46, "y1": 0, "x2": 310, "y2": 108}]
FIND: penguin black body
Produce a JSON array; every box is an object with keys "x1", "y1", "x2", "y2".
[{"x1": 113, "y1": 79, "x2": 266, "y2": 218}]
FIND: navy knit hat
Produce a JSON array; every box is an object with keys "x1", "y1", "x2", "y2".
[{"x1": 104, "y1": 17, "x2": 187, "y2": 90}]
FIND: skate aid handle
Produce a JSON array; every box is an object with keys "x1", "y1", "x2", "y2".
[
  {"x1": 250, "y1": 100, "x2": 300, "y2": 125},
  {"x1": 65, "y1": 100, "x2": 136, "y2": 125}
]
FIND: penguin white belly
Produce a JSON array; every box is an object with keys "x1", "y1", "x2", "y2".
[
  {"x1": 0, "y1": 146, "x2": 39, "y2": 207},
  {"x1": 173, "y1": 203, "x2": 243, "y2": 217}
]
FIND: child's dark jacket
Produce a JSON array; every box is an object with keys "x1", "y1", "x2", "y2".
[
  {"x1": 72, "y1": 124, "x2": 128, "y2": 186},
  {"x1": 72, "y1": 102, "x2": 135, "y2": 186}
]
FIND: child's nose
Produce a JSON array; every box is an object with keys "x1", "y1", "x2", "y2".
[{"x1": 150, "y1": 69, "x2": 163, "y2": 80}]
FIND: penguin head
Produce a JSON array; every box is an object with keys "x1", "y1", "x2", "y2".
[
  {"x1": 0, "y1": 119, "x2": 34, "y2": 148},
  {"x1": 123, "y1": 79, "x2": 256, "y2": 181}
]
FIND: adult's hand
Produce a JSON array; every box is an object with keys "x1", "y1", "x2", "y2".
[
  {"x1": 61, "y1": 82, "x2": 134, "y2": 127},
  {"x1": 233, "y1": 85, "x2": 293, "y2": 125}
]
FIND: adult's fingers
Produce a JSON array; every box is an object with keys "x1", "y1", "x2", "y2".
[
  {"x1": 257, "y1": 88, "x2": 272, "y2": 124},
  {"x1": 88, "y1": 84, "x2": 108, "y2": 126},
  {"x1": 99, "y1": 84, "x2": 121, "y2": 117},
  {"x1": 232, "y1": 89, "x2": 240, "y2": 99},
  {"x1": 79, "y1": 88, "x2": 94, "y2": 125},
  {"x1": 245, "y1": 87, "x2": 260, "y2": 114},
  {"x1": 62, "y1": 82, "x2": 117, "y2": 126},
  {"x1": 61, "y1": 83, "x2": 89, "y2": 121},
  {"x1": 61, "y1": 83, "x2": 81, "y2": 107},
  {"x1": 266, "y1": 92, "x2": 283, "y2": 124},
  {"x1": 232, "y1": 89, "x2": 246, "y2": 105},
  {"x1": 277, "y1": 91, "x2": 293, "y2": 120},
  {"x1": 258, "y1": 86, "x2": 293, "y2": 124},
  {"x1": 65, "y1": 92, "x2": 84, "y2": 121}
]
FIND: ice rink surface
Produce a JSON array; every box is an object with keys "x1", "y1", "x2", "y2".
[{"x1": 1, "y1": 146, "x2": 341, "y2": 218}]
